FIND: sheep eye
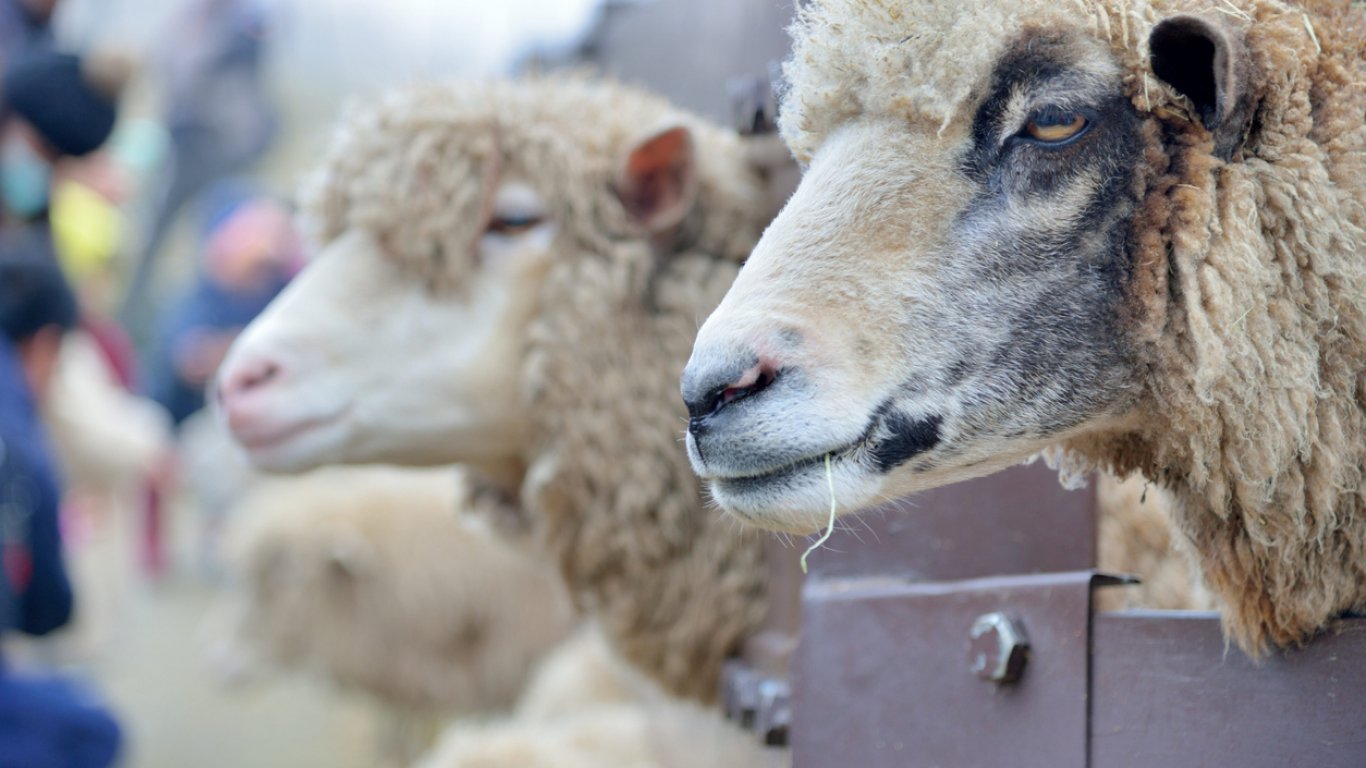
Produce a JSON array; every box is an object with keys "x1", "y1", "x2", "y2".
[
  {"x1": 486, "y1": 213, "x2": 544, "y2": 236},
  {"x1": 1023, "y1": 108, "x2": 1089, "y2": 144}
]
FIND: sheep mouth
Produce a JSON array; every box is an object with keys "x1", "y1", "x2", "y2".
[
  {"x1": 233, "y1": 408, "x2": 349, "y2": 455},
  {"x1": 710, "y1": 451, "x2": 847, "y2": 496},
  {"x1": 709, "y1": 406, "x2": 944, "y2": 494}
]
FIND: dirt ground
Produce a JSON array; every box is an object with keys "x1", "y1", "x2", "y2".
[
  {"x1": 88, "y1": 573, "x2": 382, "y2": 768},
  {"x1": 7, "y1": 499, "x2": 389, "y2": 768}
]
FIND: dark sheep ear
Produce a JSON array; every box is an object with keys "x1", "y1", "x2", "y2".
[
  {"x1": 1148, "y1": 14, "x2": 1253, "y2": 157},
  {"x1": 616, "y1": 125, "x2": 698, "y2": 235}
]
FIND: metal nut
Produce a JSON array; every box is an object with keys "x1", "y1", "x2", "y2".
[
  {"x1": 754, "y1": 677, "x2": 791, "y2": 747},
  {"x1": 721, "y1": 660, "x2": 760, "y2": 727},
  {"x1": 727, "y1": 73, "x2": 777, "y2": 135},
  {"x1": 968, "y1": 612, "x2": 1030, "y2": 684}
]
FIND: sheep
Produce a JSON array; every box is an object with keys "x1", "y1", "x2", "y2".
[
  {"x1": 410, "y1": 621, "x2": 784, "y2": 768},
  {"x1": 511, "y1": 622, "x2": 642, "y2": 722},
  {"x1": 214, "y1": 76, "x2": 773, "y2": 703},
  {"x1": 415, "y1": 692, "x2": 786, "y2": 768},
  {"x1": 681, "y1": 0, "x2": 1365, "y2": 655},
  {"x1": 209, "y1": 465, "x2": 575, "y2": 722}
]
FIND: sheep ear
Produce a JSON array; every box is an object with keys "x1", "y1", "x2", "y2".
[
  {"x1": 616, "y1": 125, "x2": 698, "y2": 234},
  {"x1": 1148, "y1": 14, "x2": 1252, "y2": 157}
]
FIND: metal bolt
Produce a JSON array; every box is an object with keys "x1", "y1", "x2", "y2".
[
  {"x1": 754, "y1": 677, "x2": 792, "y2": 747},
  {"x1": 727, "y1": 73, "x2": 777, "y2": 135},
  {"x1": 721, "y1": 660, "x2": 760, "y2": 728},
  {"x1": 968, "y1": 612, "x2": 1030, "y2": 684}
]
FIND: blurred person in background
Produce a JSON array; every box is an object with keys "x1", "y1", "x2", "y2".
[
  {"x1": 147, "y1": 180, "x2": 301, "y2": 427},
  {"x1": 0, "y1": 49, "x2": 118, "y2": 234},
  {"x1": 0, "y1": 0, "x2": 59, "y2": 72},
  {"x1": 0, "y1": 248, "x2": 122, "y2": 768},
  {"x1": 121, "y1": 0, "x2": 278, "y2": 335},
  {"x1": 1, "y1": 46, "x2": 180, "y2": 587},
  {"x1": 42, "y1": 137, "x2": 176, "y2": 623}
]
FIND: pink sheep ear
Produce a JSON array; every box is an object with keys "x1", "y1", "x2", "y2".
[
  {"x1": 1148, "y1": 14, "x2": 1253, "y2": 158},
  {"x1": 616, "y1": 125, "x2": 698, "y2": 235}
]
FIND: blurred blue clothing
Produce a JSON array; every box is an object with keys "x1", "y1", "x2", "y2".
[
  {"x1": 0, "y1": 335, "x2": 71, "y2": 637},
  {"x1": 0, "y1": 0, "x2": 54, "y2": 70},
  {"x1": 0, "y1": 277, "x2": 118, "y2": 768},
  {"x1": 148, "y1": 269, "x2": 289, "y2": 425},
  {"x1": 0, "y1": 667, "x2": 122, "y2": 768}
]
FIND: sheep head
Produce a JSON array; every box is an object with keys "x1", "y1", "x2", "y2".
[
  {"x1": 216, "y1": 80, "x2": 712, "y2": 474},
  {"x1": 683, "y1": 0, "x2": 1276, "y2": 531},
  {"x1": 686, "y1": 0, "x2": 1366, "y2": 655},
  {"x1": 217, "y1": 78, "x2": 771, "y2": 700}
]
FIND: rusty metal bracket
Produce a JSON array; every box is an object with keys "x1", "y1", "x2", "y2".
[{"x1": 792, "y1": 571, "x2": 1121, "y2": 768}]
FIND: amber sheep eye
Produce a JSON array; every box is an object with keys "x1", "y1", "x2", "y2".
[
  {"x1": 486, "y1": 213, "x2": 544, "y2": 236},
  {"x1": 1024, "y1": 109, "x2": 1089, "y2": 144}
]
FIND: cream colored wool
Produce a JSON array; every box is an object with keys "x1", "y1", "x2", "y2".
[
  {"x1": 1096, "y1": 474, "x2": 1213, "y2": 611},
  {"x1": 413, "y1": 622, "x2": 787, "y2": 768},
  {"x1": 299, "y1": 76, "x2": 772, "y2": 701},
  {"x1": 414, "y1": 702, "x2": 787, "y2": 768},
  {"x1": 784, "y1": 0, "x2": 1365, "y2": 653},
  {"x1": 512, "y1": 623, "x2": 641, "y2": 721},
  {"x1": 217, "y1": 466, "x2": 574, "y2": 714}
]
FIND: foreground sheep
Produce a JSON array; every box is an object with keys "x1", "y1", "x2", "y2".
[
  {"x1": 215, "y1": 76, "x2": 772, "y2": 703},
  {"x1": 211, "y1": 466, "x2": 574, "y2": 719},
  {"x1": 682, "y1": 0, "x2": 1365, "y2": 654}
]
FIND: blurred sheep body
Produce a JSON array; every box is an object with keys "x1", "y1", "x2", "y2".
[
  {"x1": 214, "y1": 465, "x2": 574, "y2": 715},
  {"x1": 415, "y1": 624, "x2": 785, "y2": 768}
]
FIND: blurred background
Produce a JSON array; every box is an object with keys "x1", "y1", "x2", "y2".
[{"x1": 0, "y1": 1, "x2": 789, "y2": 766}]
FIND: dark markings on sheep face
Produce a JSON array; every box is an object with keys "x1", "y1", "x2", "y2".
[
  {"x1": 878, "y1": 30, "x2": 1146, "y2": 471},
  {"x1": 871, "y1": 412, "x2": 943, "y2": 472}
]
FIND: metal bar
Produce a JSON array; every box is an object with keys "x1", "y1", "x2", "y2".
[
  {"x1": 803, "y1": 463, "x2": 1097, "y2": 581},
  {"x1": 1091, "y1": 611, "x2": 1366, "y2": 767}
]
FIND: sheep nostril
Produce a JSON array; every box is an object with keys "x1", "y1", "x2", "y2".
[
  {"x1": 221, "y1": 357, "x2": 283, "y2": 401},
  {"x1": 718, "y1": 368, "x2": 775, "y2": 411},
  {"x1": 689, "y1": 364, "x2": 779, "y2": 434}
]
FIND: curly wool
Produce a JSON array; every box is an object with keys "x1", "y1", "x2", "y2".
[
  {"x1": 299, "y1": 76, "x2": 772, "y2": 701},
  {"x1": 301, "y1": 77, "x2": 763, "y2": 298},
  {"x1": 785, "y1": 0, "x2": 1366, "y2": 653}
]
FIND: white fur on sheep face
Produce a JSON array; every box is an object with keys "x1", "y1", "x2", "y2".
[
  {"x1": 218, "y1": 181, "x2": 557, "y2": 472},
  {"x1": 682, "y1": 14, "x2": 1187, "y2": 532}
]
